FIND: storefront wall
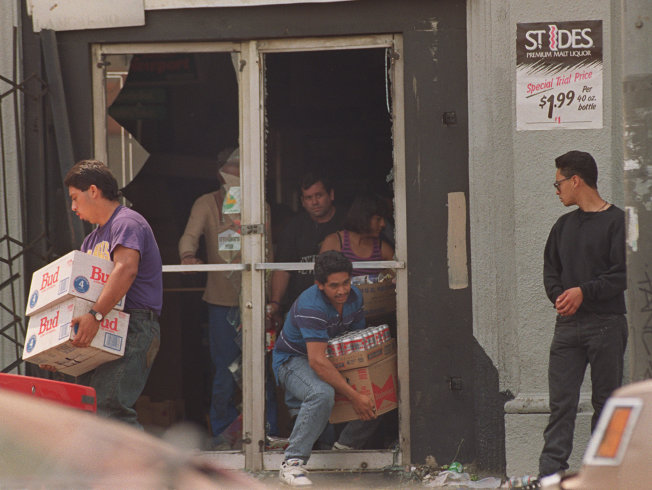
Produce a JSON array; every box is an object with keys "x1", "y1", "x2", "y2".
[
  {"x1": 38, "y1": 0, "x2": 472, "y2": 469},
  {"x1": 11, "y1": 0, "x2": 645, "y2": 476},
  {"x1": 468, "y1": 0, "x2": 624, "y2": 476}
]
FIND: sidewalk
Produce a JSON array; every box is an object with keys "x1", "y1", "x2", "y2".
[
  {"x1": 255, "y1": 469, "x2": 420, "y2": 488},
  {"x1": 253, "y1": 466, "x2": 505, "y2": 488}
]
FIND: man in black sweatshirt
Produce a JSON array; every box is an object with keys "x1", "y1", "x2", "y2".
[{"x1": 538, "y1": 150, "x2": 627, "y2": 478}]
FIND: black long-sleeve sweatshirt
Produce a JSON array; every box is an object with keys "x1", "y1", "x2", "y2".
[{"x1": 543, "y1": 205, "x2": 626, "y2": 315}]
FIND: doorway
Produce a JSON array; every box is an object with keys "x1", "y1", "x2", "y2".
[
  {"x1": 92, "y1": 35, "x2": 408, "y2": 471},
  {"x1": 262, "y1": 46, "x2": 397, "y2": 463}
]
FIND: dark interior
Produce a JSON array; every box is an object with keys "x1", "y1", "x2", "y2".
[{"x1": 108, "y1": 48, "x2": 396, "y2": 448}]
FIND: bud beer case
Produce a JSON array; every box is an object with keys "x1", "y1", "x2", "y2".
[
  {"x1": 26, "y1": 250, "x2": 125, "y2": 317},
  {"x1": 22, "y1": 297, "x2": 130, "y2": 376},
  {"x1": 329, "y1": 338, "x2": 396, "y2": 371},
  {"x1": 329, "y1": 353, "x2": 398, "y2": 424}
]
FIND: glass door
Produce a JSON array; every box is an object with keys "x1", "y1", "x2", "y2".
[
  {"x1": 93, "y1": 36, "x2": 407, "y2": 472},
  {"x1": 254, "y1": 35, "x2": 408, "y2": 471},
  {"x1": 92, "y1": 42, "x2": 251, "y2": 469}
]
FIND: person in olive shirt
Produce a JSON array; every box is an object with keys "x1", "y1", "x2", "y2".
[
  {"x1": 266, "y1": 173, "x2": 345, "y2": 321},
  {"x1": 539, "y1": 150, "x2": 627, "y2": 478}
]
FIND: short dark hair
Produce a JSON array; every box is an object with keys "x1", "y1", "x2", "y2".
[
  {"x1": 314, "y1": 251, "x2": 352, "y2": 284},
  {"x1": 555, "y1": 150, "x2": 598, "y2": 189},
  {"x1": 300, "y1": 172, "x2": 333, "y2": 194},
  {"x1": 342, "y1": 194, "x2": 390, "y2": 234},
  {"x1": 64, "y1": 160, "x2": 120, "y2": 201}
]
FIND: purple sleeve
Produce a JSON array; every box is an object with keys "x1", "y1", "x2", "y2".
[
  {"x1": 108, "y1": 215, "x2": 147, "y2": 257},
  {"x1": 80, "y1": 234, "x2": 92, "y2": 253}
]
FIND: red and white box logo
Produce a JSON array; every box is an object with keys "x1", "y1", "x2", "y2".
[
  {"x1": 26, "y1": 250, "x2": 125, "y2": 317},
  {"x1": 23, "y1": 297, "x2": 130, "y2": 377}
]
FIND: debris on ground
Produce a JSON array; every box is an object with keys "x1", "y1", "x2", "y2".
[
  {"x1": 383, "y1": 462, "x2": 502, "y2": 488},
  {"x1": 502, "y1": 475, "x2": 540, "y2": 488},
  {"x1": 424, "y1": 470, "x2": 502, "y2": 488}
]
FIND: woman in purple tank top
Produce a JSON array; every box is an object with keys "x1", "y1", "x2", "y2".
[{"x1": 320, "y1": 194, "x2": 394, "y2": 276}]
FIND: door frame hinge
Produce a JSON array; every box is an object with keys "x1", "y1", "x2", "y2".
[{"x1": 241, "y1": 224, "x2": 264, "y2": 235}]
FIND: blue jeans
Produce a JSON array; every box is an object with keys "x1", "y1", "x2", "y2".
[
  {"x1": 277, "y1": 356, "x2": 335, "y2": 462},
  {"x1": 284, "y1": 384, "x2": 336, "y2": 449},
  {"x1": 208, "y1": 304, "x2": 241, "y2": 437},
  {"x1": 79, "y1": 310, "x2": 160, "y2": 427},
  {"x1": 265, "y1": 355, "x2": 279, "y2": 436},
  {"x1": 278, "y1": 355, "x2": 380, "y2": 461},
  {"x1": 539, "y1": 312, "x2": 628, "y2": 476}
]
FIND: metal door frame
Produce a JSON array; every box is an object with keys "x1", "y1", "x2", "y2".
[
  {"x1": 91, "y1": 34, "x2": 409, "y2": 471},
  {"x1": 92, "y1": 41, "x2": 249, "y2": 470},
  {"x1": 254, "y1": 34, "x2": 409, "y2": 471}
]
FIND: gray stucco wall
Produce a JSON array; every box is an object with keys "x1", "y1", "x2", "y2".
[
  {"x1": 468, "y1": 0, "x2": 624, "y2": 476},
  {"x1": 623, "y1": 1, "x2": 652, "y2": 384},
  {"x1": 0, "y1": 1, "x2": 24, "y2": 372}
]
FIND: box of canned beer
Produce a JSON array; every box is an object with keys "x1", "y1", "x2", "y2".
[
  {"x1": 329, "y1": 337, "x2": 396, "y2": 371},
  {"x1": 25, "y1": 250, "x2": 126, "y2": 317},
  {"x1": 329, "y1": 353, "x2": 398, "y2": 424},
  {"x1": 22, "y1": 297, "x2": 130, "y2": 376},
  {"x1": 328, "y1": 325, "x2": 395, "y2": 371}
]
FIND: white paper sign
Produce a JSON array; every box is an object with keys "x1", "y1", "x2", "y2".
[
  {"x1": 222, "y1": 186, "x2": 241, "y2": 215},
  {"x1": 516, "y1": 21, "x2": 603, "y2": 131},
  {"x1": 218, "y1": 229, "x2": 241, "y2": 251}
]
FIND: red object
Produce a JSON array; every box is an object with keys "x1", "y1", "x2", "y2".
[
  {"x1": 372, "y1": 376, "x2": 398, "y2": 407},
  {"x1": 222, "y1": 413, "x2": 242, "y2": 447},
  {"x1": 265, "y1": 317, "x2": 278, "y2": 352},
  {"x1": 0, "y1": 373, "x2": 97, "y2": 413},
  {"x1": 329, "y1": 339, "x2": 343, "y2": 357}
]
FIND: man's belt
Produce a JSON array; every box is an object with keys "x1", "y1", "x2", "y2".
[{"x1": 125, "y1": 309, "x2": 159, "y2": 321}]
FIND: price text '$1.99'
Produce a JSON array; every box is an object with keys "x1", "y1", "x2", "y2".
[{"x1": 538, "y1": 90, "x2": 596, "y2": 120}]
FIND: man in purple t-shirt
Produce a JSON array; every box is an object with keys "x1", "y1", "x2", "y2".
[{"x1": 41, "y1": 159, "x2": 163, "y2": 426}]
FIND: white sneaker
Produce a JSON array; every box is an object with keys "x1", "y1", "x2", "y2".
[
  {"x1": 280, "y1": 458, "x2": 312, "y2": 487},
  {"x1": 332, "y1": 441, "x2": 354, "y2": 450}
]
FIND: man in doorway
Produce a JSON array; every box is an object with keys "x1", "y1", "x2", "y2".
[
  {"x1": 538, "y1": 150, "x2": 627, "y2": 478},
  {"x1": 43, "y1": 160, "x2": 162, "y2": 427},
  {"x1": 266, "y1": 173, "x2": 345, "y2": 321},
  {"x1": 178, "y1": 148, "x2": 244, "y2": 448},
  {"x1": 273, "y1": 251, "x2": 378, "y2": 486}
]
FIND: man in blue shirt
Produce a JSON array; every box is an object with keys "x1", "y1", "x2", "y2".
[{"x1": 273, "y1": 251, "x2": 377, "y2": 486}]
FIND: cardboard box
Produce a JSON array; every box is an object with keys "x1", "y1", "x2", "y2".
[
  {"x1": 26, "y1": 250, "x2": 125, "y2": 317},
  {"x1": 356, "y1": 280, "x2": 396, "y2": 320},
  {"x1": 329, "y1": 338, "x2": 396, "y2": 371},
  {"x1": 329, "y1": 353, "x2": 398, "y2": 424},
  {"x1": 22, "y1": 297, "x2": 130, "y2": 376}
]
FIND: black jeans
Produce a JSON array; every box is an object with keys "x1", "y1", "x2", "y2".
[{"x1": 538, "y1": 312, "x2": 627, "y2": 477}]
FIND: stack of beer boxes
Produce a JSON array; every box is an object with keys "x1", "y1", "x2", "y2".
[
  {"x1": 22, "y1": 251, "x2": 129, "y2": 376},
  {"x1": 328, "y1": 329, "x2": 398, "y2": 424}
]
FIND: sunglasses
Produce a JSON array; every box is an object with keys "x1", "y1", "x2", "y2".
[{"x1": 553, "y1": 176, "x2": 573, "y2": 190}]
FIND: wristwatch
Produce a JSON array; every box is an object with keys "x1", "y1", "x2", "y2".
[{"x1": 89, "y1": 309, "x2": 104, "y2": 322}]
